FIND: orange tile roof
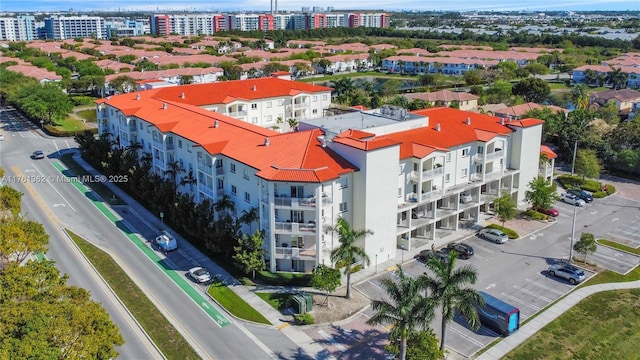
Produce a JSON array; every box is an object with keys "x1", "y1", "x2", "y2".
[
  {"x1": 100, "y1": 82, "x2": 355, "y2": 183},
  {"x1": 540, "y1": 145, "x2": 558, "y2": 159},
  {"x1": 506, "y1": 118, "x2": 545, "y2": 128}
]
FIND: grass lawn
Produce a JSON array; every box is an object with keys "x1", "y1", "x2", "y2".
[
  {"x1": 503, "y1": 289, "x2": 640, "y2": 360},
  {"x1": 52, "y1": 116, "x2": 87, "y2": 131},
  {"x1": 207, "y1": 280, "x2": 271, "y2": 324},
  {"x1": 76, "y1": 108, "x2": 97, "y2": 122},
  {"x1": 66, "y1": 229, "x2": 200, "y2": 360},
  {"x1": 256, "y1": 292, "x2": 291, "y2": 311},
  {"x1": 597, "y1": 239, "x2": 640, "y2": 255},
  {"x1": 59, "y1": 153, "x2": 126, "y2": 205}
]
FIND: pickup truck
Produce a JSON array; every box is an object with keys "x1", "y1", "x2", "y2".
[{"x1": 154, "y1": 230, "x2": 177, "y2": 251}]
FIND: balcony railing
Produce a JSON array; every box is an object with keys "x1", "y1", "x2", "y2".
[
  {"x1": 152, "y1": 138, "x2": 163, "y2": 148},
  {"x1": 198, "y1": 184, "x2": 214, "y2": 198},
  {"x1": 227, "y1": 110, "x2": 247, "y2": 117},
  {"x1": 422, "y1": 167, "x2": 444, "y2": 179},
  {"x1": 216, "y1": 166, "x2": 224, "y2": 175},
  {"x1": 274, "y1": 246, "x2": 317, "y2": 260},
  {"x1": 197, "y1": 161, "x2": 213, "y2": 173},
  {"x1": 473, "y1": 153, "x2": 485, "y2": 163},
  {"x1": 421, "y1": 189, "x2": 443, "y2": 201},
  {"x1": 485, "y1": 170, "x2": 504, "y2": 181},
  {"x1": 274, "y1": 221, "x2": 317, "y2": 233},
  {"x1": 274, "y1": 195, "x2": 332, "y2": 207},
  {"x1": 485, "y1": 149, "x2": 504, "y2": 162}
]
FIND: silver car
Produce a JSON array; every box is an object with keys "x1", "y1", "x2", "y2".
[
  {"x1": 478, "y1": 228, "x2": 509, "y2": 244},
  {"x1": 548, "y1": 263, "x2": 586, "y2": 285},
  {"x1": 188, "y1": 267, "x2": 211, "y2": 283},
  {"x1": 560, "y1": 192, "x2": 586, "y2": 207}
]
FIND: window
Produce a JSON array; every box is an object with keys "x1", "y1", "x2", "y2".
[
  {"x1": 243, "y1": 169, "x2": 249, "y2": 180},
  {"x1": 477, "y1": 146, "x2": 483, "y2": 154},
  {"x1": 216, "y1": 159, "x2": 223, "y2": 168},
  {"x1": 461, "y1": 169, "x2": 468, "y2": 177},
  {"x1": 278, "y1": 99, "x2": 284, "y2": 106},
  {"x1": 265, "y1": 115, "x2": 273, "y2": 122},
  {"x1": 462, "y1": 148, "x2": 469, "y2": 157},
  {"x1": 244, "y1": 192, "x2": 250, "y2": 202},
  {"x1": 178, "y1": 140, "x2": 183, "y2": 149},
  {"x1": 322, "y1": 94, "x2": 328, "y2": 100},
  {"x1": 251, "y1": 103, "x2": 257, "y2": 109},
  {"x1": 251, "y1": 117, "x2": 258, "y2": 123},
  {"x1": 312, "y1": 109, "x2": 318, "y2": 114},
  {"x1": 139, "y1": 122, "x2": 143, "y2": 130},
  {"x1": 445, "y1": 174, "x2": 451, "y2": 183},
  {"x1": 339, "y1": 202, "x2": 348, "y2": 212},
  {"x1": 266, "y1": 101, "x2": 272, "y2": 108},
  {"x1": 447, "y1": 153, "x2": 452, "y2": 162},
  {"x1": 339, "y1": 177, "x2": 348, "y2": 189},
  {"x1": 230, "y1": 163, "x2": 236, "y2": 173},
  {"x1": 398, "y1": 188, "x2": 402, "y2": 197},
  {"x1": 291, "y1": 236, "x2": 304, "y2": 248},
  {"x1": 231, "y1": 185, "x2": 237, "y2": 195},
  {"x1": 312, "y1": 95, "x2": 318, "y2": 101}
]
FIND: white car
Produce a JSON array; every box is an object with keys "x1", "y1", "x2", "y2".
[
  {"x1": 188, "y1": 267, "x2": 211, "y2": 283},
  {"x1": 478, "y1": 228, "x2": 509, "y2": 244},
  {"x1": 560, "y1": 192, "x2": 586, "y2": 207}
]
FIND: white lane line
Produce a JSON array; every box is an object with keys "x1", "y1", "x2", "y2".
[
  {"x1": 30, "y1": 163, "x2": 77, "y2": 212},
  {"x1": 500, "y1": 292, "x2": 542, "y2": 311},
  {"x1": 449, "y1": 326, "x2": 486, "y2": 347},
  {"x1": 525, "y1": 278, "x2": 565, "y2": 295},
  {"x1": 513, "y1": 285, "x2": 553, "y2": 302}
]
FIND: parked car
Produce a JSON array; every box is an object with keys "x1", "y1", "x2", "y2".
[
  {"x1": 534, "y1": 206, "x2": 559, "y2": 217},
  {"x1": 188, "y1": 267, "x2": 211, "y2": 283},
  {"x1": 416, "y1": 249, "x2": 449, "y2": 264},
  {"x1": 0, "y1": 133, "x2": 4, "y2": 141},
  {"x1": 560, "y1": 192, "x2": 586, "y2": 207},
  {"x1": 446, "y1": 243, "x2": 474, "y2": 259},
  {"x1": 568, "y1": 189, "x2": 593, "y2": 203},
  {"x1": 32, "y1": 150, "x2": 45, "y2": 159},
  {"x1": 478, "y1": 228, "x2": 509, "y2": 244},
  {"x1": 154, "y1": 230, "x2": 177, "y2": 251},
  {"x1": 547, "y1": 263, "x2": 586, "y2": 285}
]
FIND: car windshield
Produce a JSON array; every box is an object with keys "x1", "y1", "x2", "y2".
[{"x1": 194, "y1": 269, "x2": 208, "y2": 276}]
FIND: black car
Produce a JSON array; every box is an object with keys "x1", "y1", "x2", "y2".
[
  {"x1": 446, "y1": 243, "x2": 474, "y2": 259},
  {"x1": 416, "y1": 249, "x2": 449, "y2": 264},
  {"x1": 568, "y1": 189, "x2": 593, "y2": 203}
]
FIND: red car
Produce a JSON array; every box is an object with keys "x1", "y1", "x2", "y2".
[{"x1": 534, "y1": 206, "x2": 559, "y2": 217}]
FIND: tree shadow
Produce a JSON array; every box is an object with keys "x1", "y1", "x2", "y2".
[{"x1": 310, "y1": 324, "x2": 389, "y2": 360}]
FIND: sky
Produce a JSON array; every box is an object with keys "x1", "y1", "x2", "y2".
[{"x1": 1, "y1": 0, "x2": 639, "y2": 13}]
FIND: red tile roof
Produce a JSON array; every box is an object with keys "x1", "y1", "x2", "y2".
[
  {"x1": 540, "y1": 145, "x2": 558, "y2": 159},
  {"x1": 100, "y1": 81, "x2": 354, "y2": 183},
  {"x1": 506, "y1": 118, "x2": 545, "y2": 128}
]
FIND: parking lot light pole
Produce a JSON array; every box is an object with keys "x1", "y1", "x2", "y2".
[
  {"x1": 160, "y1": 212, "x2": 164, "y2": 225},
  {"x1": 375, "y1": 254, "x2": 378, "y2": 274},
  {"x1": 401, "y1": 242, "x2": 405, "y2": 263},
  {"x1": 569, "y1": 204, "x2": 577, "y2": 263}
]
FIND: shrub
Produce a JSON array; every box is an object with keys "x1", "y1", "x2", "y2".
[
  {"x1": 295, "y1": 313, "x2": 315, "y2": 325},
  {"x1": 486, "y1": 223, "x2": 520, "y2": 239},
  {"x1": 257, "y1": 271, "x2": 312, "y2": 287},
  {"x1": 71, "y1": 96, "x2": 96, "y2": 106}
]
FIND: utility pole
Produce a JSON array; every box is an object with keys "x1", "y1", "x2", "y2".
[
  {"x1": 569, "y1": 204, "x2": 577, "y2": 263},
  {"x1": 570, "y1": 140, "x2": 578, "y2": 176}
]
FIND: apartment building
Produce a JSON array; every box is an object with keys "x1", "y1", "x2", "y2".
[
  {"x1": 0, "y1": 15, "x2": 37, "y2": 41},
  {"x1": 150, "y1": 14, "x2": 227, "y2": 36},
  {"x1": 44, "y1": 16, "x2": 107, "y2": 40},
  {"x1": 97, "y1": 80, "x2": 543, "y2": 273}
]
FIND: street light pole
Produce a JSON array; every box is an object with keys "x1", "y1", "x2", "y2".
[
  {"x1": 375, "y1": 254, "x2": 378, "y2": 274},
  {"x1": 569, "y1": 204, "x2": 577, "y2": 263},
  {"x1": 160, "y1": 212, "x2": 164, "y2": 225},
  {"x1": 570, "y1": 140, "x2": 578, "y2": 176}
]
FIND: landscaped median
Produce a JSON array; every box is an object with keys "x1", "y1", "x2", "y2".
[
  {"x1": 207, "y1": 280, "x2": 271, "y2": 325},
  {"x1": 66, "y1": 229, "x2": 200, "y2": 360}
]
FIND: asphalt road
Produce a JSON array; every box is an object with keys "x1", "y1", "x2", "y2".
[{"x1": 0, "y1": 108, "x2": 304, "y2": 359}]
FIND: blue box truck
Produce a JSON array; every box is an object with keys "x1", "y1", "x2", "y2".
[{"x1": 476, "y1": 291, "x2": 520, "y2": 336}]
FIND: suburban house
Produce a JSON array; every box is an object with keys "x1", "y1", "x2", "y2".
[
  {"x1": 404, "y1": 90, "x2": 479, "y2": 111},
  {"x1": 492, "y1": 102, "x2": 569, "y2": 120},
  {"x1": 572, "y1": 64, "x2": 640, "y2": 89},
  {"x1": 590, "y1": 88, "x2": 640, "y2": 114},
  {"x1": 381, "y1": 55, "x2": 498, "y2": 75},
  {"x1": 96, "y1": 80, "x2": 544, "y2": 273}
]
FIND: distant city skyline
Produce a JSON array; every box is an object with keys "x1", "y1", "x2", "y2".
[{"x1": 1, "y1": 0, "x2": 639, "y2": 13}]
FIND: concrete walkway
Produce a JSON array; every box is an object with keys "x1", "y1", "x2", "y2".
[
  {"x1": 69, "y1": 152, "x2": 332, "y2": 360},
  {"x1": 476, "y1": 280, "x2": 640, "y2": 360}
]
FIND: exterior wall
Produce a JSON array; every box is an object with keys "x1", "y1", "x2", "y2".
[
  {"x1": 44, "y1": 16, "x2": 106, "y2": 40},
  {"x1": 508, "y1": 123, "x2": 543, "y2": 204}
]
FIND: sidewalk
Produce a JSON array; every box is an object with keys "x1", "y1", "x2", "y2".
[
  {"x1": 476, "y1": 280, "x2": 640, "y2": 360},
  {"x1": 70, "y1": 152, "x2": 332, "y2": 360}
]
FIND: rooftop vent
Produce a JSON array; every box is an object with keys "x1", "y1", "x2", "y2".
[
  {"x1": 252, "y1": 85, "x2": 257, "y2": 91},
  {"x1": 466, "y1": 117, "x2": 471, "y2": 125},
  {"x1": 317, "y1": 135, "x2": 326, "y2": 148},
  {"x1": 500, "y1": 117, "x2": 505, "y2": 125},
  {"x1": 180, "y1": 92, "x2": 185, "y2": 99},
  {"x1": 136, "y1": 93, "x2": 140, "y2": 100},
  {"x1": 162, "y1": 103, "x2": 167, "y2": 110},
  {"x1": 264, "y1": 137, "x2": 270, "y2": 146},
  {"x1": 213, "y1": 120, "x2": 219, "y2": 128},
  {"x1": 435, "y1": 123, "x2": 441, "y2": 132}
]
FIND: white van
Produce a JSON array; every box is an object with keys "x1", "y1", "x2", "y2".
[{"x1": 155, "y1": 230, "x2": 177, "y2": 251}]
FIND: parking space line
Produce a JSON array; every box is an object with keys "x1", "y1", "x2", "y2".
[
  {"x1": 513, "y1": 285, "x2": 553, "y2": 302},
  {"x1": 525, "y1": 278, "x2": 566, "y2": 295},
  {"x1": 500, "y1": 292, "x2": 542, "y2": 311},
  {"x1": 449, "y1": 326, "x2": 485, "y2": 347}
]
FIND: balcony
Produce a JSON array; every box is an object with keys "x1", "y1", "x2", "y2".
[
  {"x1": 422, "y1": 167, "x2": 444, "y2": 179},
  {"x1": 128, "y1": 124, "x2": 137, "y2": 131},
  {"x1": 274, "y1": 221, "x2": 317, "y2": 234},
  {"x1": 421, "y1": 189, "x2": 443, "y2": 201},
  {"x1": 152, "y1": 138, "x2": 163, "y2": 148},
  {"x1": 485, "y1": 170, "x2": 504, "y2": 181},
  {"x1": 485, "y1": 149, "x2": 504, "y2": 162},
  {"x1": 473, "y1": 153, "x2": 485, "y2": 163},
  {"x1": 197, "y1": 161, "x2": 213, "y2": 173},
  {"x1": 198, "y1": 184, "x2": 214, "y2": 198},
  {"x1": 166, "y1": 142, "x2": 174, "y2": 151},
  {"x1": 227, "y1": 110, "x2": 247, "y2": 118},
  {"x1": 216, "y1": 166, "x2": 224, "y2": 175},
  {"x1": 274, "y1": 246, "x2": 317, "y2": 260},
  {"x1": 274, "y1": 195, "x2": 332, "y2": 208}
]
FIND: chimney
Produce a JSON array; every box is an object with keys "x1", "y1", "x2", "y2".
[
  {"x1": 317, "y1": 135, "x2": 326, "y2": 148},
  {"x1": 252, "y1": 85, "x2": 257, "y2": 91},
  {"x1": 136, "y1": 93, "x2": 140, "y2": 100},
  {"x1": 264, "y1": 137, "x2": 270, "y2": 146},
  {"x1": 500, "y1": 117, "x2": 505, "y2": 125},
  {"x1": 466, "y1": 117, "x2": 471, "y2": 125},
  {"x1": 435, "y1": 123, "x2": 441, "y2": 132},
  {"x1": 180, "y1": 92, "x2": 185, "y2": 99},
  {"x1": 162, "y1": 103, "x2": 167, "y2": 110},
  {"x1": 214, "y1": 120, "x2": 219, "y2": 128}
]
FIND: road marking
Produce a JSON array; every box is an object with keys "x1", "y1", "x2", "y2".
[
  {"x1": 318, "y1": 329, "x2": 347, "y2": 352},
  {"x1": 500, "y1": 292, "x2": 542, "y2": 311},
  {"x1": 612, "y1": 218, "x2": 619, "y2": 222},
  {"x1": 52, "y1": 203, "x2": 66, "y2": 207},
  {"x1": 525, "y1": 278, "x2": 564, "y2": 295},
  {"x1": 513, "y1": 285, "x2": 553, "y2": 302},
  {"x1": 29, "y1": 163, "x2": 77, "y2": 212},
  {"x1": 485, "y1": 283, "x2": 496, "y2": 290},
  {"x1": 449, "y1": 326, "x2": 485, "y2": 347}
]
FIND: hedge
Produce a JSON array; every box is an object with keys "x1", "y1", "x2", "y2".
[{"x1": 486, "y1": 223, "x2": 520, "y2": 239}]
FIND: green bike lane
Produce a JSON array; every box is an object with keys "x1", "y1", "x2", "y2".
[{"x1": 52, "y1": 161, "x2": 231, "y2": 328}]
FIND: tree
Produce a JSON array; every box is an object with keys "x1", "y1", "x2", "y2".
[
  {"x1": 571, "y1": 84, "x2": 590, "y2": 110},
  {"x1": 606, "y1": 67, "x2": 628, "y2": 90},
  {"x1": 512, "y1": 78, "x2": 550, "y2": 103},
  {"x1": 367, "y1": 265, "x2": 436, "y2": 360},
  {"x1": 573, "y1": 232, "x2": 597, "y2": 262},
  {"x1": 164, "y1": 160, "x2": 185, "y2": 186},
  {"x1": 574, "y1": 149, "x2": 601, "y2": 179},
  {"x1": 0, "y1": 218, "x2": 49, "y2": 268},
  {"x1": 525, "y1": 177, "x2": 559, "y2": 210},
  {"x1": 386, "y1": 330, "x2": 444, "y2": 360},
  {"x1": 108, "y1": 75, "x2": 136, "y2": 94},
  {"x1": 494, "y1": 192, "x2": 517, "y2": 227},
  {"x1": 240, "y1": 207, "x2": 259, "y2": 233},
  {"x1": 327, "y1": 218, "x2": 372, "y2": 299},
  {"x1": 0, "y1": 261, "x2": 124, "y2": 359},
  {"x1": 424, "y1": 251, "x2": 484, "y2": 352},
  {"x1": 232, "y1": 230, "x2": 266, "y2": 278},
  {"x1": 310, "y1": 264, "x2": 341, "y2": 306}
]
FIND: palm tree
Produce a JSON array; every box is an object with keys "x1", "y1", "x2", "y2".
[
  {"x1": 240, "y1": 207, "x2": 259, "y2": 233},
  {"x1": 571, "y1": 83, "x2": 590, "y2": 110},
  {"x1": 424, "y1": 251, "x2": 484, "y2": 352},
  {"x1": 164, "y1": 160, "x2": 184, "y2": 187},
  {"x1": 606, "y1": 67, "x2": 628, "y2": 90},
  {"x1": 214, "y1": 194, "x2": 236, "y2": 218},
  {"x1": 583, "y1": 69, "x2": 598, "y2": 86},
  {"x1": 326, "y1": 218, "x2": 372, "y2": 299},
  {"x1": 367, "y1": 265, "x2": 436, "y2": 360}
]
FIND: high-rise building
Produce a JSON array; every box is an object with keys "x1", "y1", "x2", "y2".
[
  {"x1": 0, "y1": 15, "x2": 37, "y2": 41},
  {"x1": 44, "y1": 15, "x2": 106, "y2": 40}
]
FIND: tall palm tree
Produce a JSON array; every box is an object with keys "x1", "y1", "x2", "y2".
[
  {"x1": 326, "y1": 218, "x2": 372, "y2": 299},
  {"x1": 424, "y1": 251, "x2": 484, "y2": 352},
  {"x1": 606, "y1": 67, "x2": 628, "y2": 90},
  {"x1": 583, "y1": 69, "x2": 598, "y2": 86},
  {"x1": 367, "y1": 265, "x2": 435, "y2": 360},
  {"x1": 571, "y1": 83, "x2": 590, "y2": 110},
  {"x1": 214, "y1": 194, "x2": 236, "y2": 218},
  {"x1": 164, "y1": 160, "x2": 184, "y2": 186},
  {"x1": 240, "y1": 207, "x2": 259, "y2": 233}
]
